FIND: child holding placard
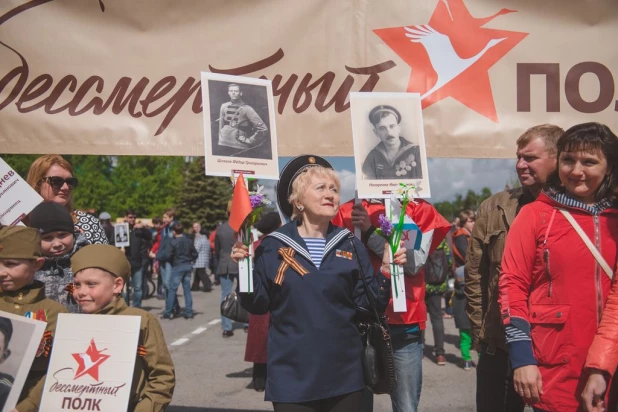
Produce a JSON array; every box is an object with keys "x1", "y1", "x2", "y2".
[
  {"x1": 28, "y1": 202, "x2": 88, "y2": 313},
  {"x1": 0, "y1": 227, "x2": 68, "y2": 412},
  {"x1": 70, "y1": 244, "x2": 175, "y2": 411}
]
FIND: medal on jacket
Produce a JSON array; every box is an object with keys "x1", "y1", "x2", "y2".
[{"x1": 335, "y1": 249, "x2": 353, "y2": 260}]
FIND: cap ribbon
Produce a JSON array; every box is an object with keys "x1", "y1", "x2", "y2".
[{"x1": 275, "y1": 248, "x2": 309, "y2": 285}]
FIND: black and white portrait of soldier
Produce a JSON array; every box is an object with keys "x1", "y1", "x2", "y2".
[
  {"x1": 361, "y1": 105, "x2": 423, "y2": 180},
  {"x1": 209, "y1": 81, "x2": 273, "y2": 160}
]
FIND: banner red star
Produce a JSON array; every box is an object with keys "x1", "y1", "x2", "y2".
[
  {"x1": 374, "y1": 0, "x2": 528, "y2": 122},
  {"x1": 72, "y1": 339, "x2": 110, "y2": 381}
]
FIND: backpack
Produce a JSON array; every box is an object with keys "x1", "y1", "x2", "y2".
[
  {"x1": 424, "y1": 248, "x2": 449, "y2": 285},
  {"x1": 156, "y1": 227, "x2": 174, "y2": 263}
]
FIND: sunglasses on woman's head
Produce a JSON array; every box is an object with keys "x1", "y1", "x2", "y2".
[{"x1": 40, "y1": 176, "x2": 79, "y2": 190}]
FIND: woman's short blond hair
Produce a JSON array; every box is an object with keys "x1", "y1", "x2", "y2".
[
  {"x1": 288, "y1": 166, "x2": 340, "y2": 221},
  {"x1": 26, "y1": 154, "x2": 75, "y2": 210}
]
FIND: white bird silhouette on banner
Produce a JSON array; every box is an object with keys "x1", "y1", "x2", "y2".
[{"x1": 404, "y1": 25, "x2": 506, "y2": 99}]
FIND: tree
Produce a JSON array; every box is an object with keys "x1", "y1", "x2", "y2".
[
  {"x1": 434, "y1": 187, "x2": 493, "y2": 221},
  {"x1": 64, "y1": 155, "x2": 115, "y2": 214},
  {"x1": 107, "y1": 156, "x2": 186, "y2": 220},
  {"x1": 1, "y1": 154, "x2": 39, "y2": 178},
  {"x1": 176, "y1": 157, "x2": 232, "y2": 230}
]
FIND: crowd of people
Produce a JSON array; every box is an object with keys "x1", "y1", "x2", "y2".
[{"x1": 1, "y1": 121, "x2": 617, "y2": 411}]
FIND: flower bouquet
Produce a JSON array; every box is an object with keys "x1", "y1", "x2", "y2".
[
  {"x1": 229, "y1": 175, "x2": 271, "y2": 293},
  {"x1": 375, "y1": 183, "x2": 419, "y2": 312}
]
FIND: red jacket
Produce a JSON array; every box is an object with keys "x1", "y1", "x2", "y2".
[
  {"x1": 150, "y1": 227, "x2": 163, "y2": 255},
  {"x1": 585, "y1": 269, "x2": 618, "y2": 408},
  {"x1": 499, "y1": 192, "x2": 618, "y2": 411},
  {"x1": 332, "y1": 199, "x2": 450, "y2": 327}
]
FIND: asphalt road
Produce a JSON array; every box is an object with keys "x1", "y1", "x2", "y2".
[{"x1": 149, "y1": 281, "x2": 477, "y2": 412}]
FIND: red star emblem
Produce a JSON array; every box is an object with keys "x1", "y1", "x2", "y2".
[
  {"x1": 71, "y1": 339, "x2": 110, "y2": 381},
  {"x1": 374, "y1": 0, "x2": 528, "y2": 122},
  {"x1": 401, "y1": 231, "x2": 411, "y2": 242}
]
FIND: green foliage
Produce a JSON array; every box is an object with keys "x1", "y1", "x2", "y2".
[
  {"x1": 64, "y1": 155, "x2": 115, "y2": 214},
  {"x1": 1, "y1": 154, "x2": 39, "y2": 178},
  {"x1": 108, "y1": 156, "x2": 185, "y2": 219},
  {"x1": 176, "y1": 157, "x2": 232, "y2": 230},
  {"x1": 1, "y1": 154, "x2": 187, "y2": 221},
  {"x1": 434, "y1": 187, "x2": 493, "y2": 221}
]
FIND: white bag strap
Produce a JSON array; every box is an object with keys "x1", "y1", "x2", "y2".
[{"x1": 558, "y1": 209, "x2": 613, "y2": 281}]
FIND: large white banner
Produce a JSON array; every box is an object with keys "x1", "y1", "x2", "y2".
[{"x1": 1, "y1": 0, "x2": 617, "y2": 157}]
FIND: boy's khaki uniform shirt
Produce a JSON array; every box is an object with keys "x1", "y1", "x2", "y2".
[
  {"x1": 0, "y1": 280, "x2": 68, "y2": 412},
  {"x1": 95, "y1": 296, "x2": 175, "y2": 412}
]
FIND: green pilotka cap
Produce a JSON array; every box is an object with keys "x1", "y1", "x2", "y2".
[
  {"x1": 0, "y1": 227, "x2": 42, "y2": 260},
  {"x1": 71, "y1": 244, "x2": 131, "y2": 282}
]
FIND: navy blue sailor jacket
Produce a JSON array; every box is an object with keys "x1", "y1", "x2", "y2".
[{"x1": 239, "y1": 220, "x2": 391, "y2": 403}]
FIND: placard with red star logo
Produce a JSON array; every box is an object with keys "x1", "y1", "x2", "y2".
[{"x1": 40, "y1": 314, "x2": 140, "y2": 412}]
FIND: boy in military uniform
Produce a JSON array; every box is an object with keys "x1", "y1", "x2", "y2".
[
  {"x1": 71, "y1": 244, "x2": 175, "y2": 411},
  {"x1": 0, "y1": 226, "x2": 68, "y2": 412}
]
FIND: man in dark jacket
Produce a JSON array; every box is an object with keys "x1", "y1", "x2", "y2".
[
  {"x1": 157, "y1": 209, "x2": 182, "y2": 316},
  {"x1": 124, "y1": 209, "x2": 152, "y2": 308},
  {"x1": 215, "y1": 204, "x2": 238, "y2": 337},
  {"x1": 162, "y1": 222, "x2": 197, "y2": 320},
  {"x1": 465, "y1": 124, "x2": 563, "y2": 412}
]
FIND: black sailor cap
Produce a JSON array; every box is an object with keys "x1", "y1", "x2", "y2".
[{"x1": 276, "y1": 155, "x2": 333, "y2": 219}]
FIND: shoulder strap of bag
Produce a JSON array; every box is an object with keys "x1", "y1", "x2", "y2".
[
  {"x1": 558, "y1": 208, "x2": 613, "y2": 281},
  {"x1": 347, "y1": 235, "x2": 382, "y2": 322}
]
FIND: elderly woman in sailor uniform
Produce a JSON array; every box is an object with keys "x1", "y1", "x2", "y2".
[
  {"x1": 232, "y1": 155, "x2": 407, "y2": 412},
  {"x1": 362, "y1": 105, "x2": 422, "y2": 180}
]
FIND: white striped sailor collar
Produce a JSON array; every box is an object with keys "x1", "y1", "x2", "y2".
[
  {"x1": 374, "y1": 137, "x2": 417, "y2": 167},
  {"x1": 267, "y1": 220, "x2": 352, "y2": 268},
  {"x1": 545, "y1": 188, "x2": 613, "y2": 216}
]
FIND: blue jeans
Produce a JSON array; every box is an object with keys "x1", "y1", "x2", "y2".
[
  {"x1": 131, "y1": 267, "x2": 143, "y2": 308},
  {"x1": 390, "y1": 332, "x2": 423, "y2": 412},
  {"x1": 165, "y1": 267, "x2": 193, "y2": 317},
  {"x1": 220, "y1": 274, "x2": 234, "y2": 331},
  {"x1": 161, "y1": 262, "x2": 179, "y2": 311}
]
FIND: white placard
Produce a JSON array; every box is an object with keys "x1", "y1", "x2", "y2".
[
  {"x1": 238, "y1": 232, "x2": 255, "y2": 293},
  {"x1": 40, "y1": 314, "x2": 141, "y2": 412},
  {"x1": 114, "y1": 223, "x2": 130, "y2": 247},
  {"x1": 349, "y1": 93, "x2": 431, "y2": 199},
  {"x1": 0, "y1": 158, "x2": 43, "y2": 226},
  {"x1": 201, "y1": 72, "x2": 279, "y2": 180},
  {"x1": 385, "y1": 198, "x2": 407, "y2": 313},
  {"x1": 353, "y1": 190, "x2": 361, "y2": 240},
  {"x1": 0, "y1": 311, "x2": 46, "y2": 412}
]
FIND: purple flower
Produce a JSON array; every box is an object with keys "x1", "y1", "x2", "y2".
[
  {"x1": 250, "y1": 194, "x2": 263, "y2": 209},
  {"x1": 378, "y1": 214, "x2": 393, "y2": 237}
]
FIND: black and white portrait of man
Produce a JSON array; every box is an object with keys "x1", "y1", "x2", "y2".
[{"x1": 362, "y1": 105, "x2": 422, "y2": 180}]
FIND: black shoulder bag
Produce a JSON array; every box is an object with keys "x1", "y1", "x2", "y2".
[
  {"x1": 349, "y1": 236, "x2": 397, "y2": 395},
  {"x1": 221, "y1": 291, "x2": 250, "y2": 324}
]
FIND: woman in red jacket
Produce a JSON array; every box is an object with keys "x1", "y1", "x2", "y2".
[{"x1": 498, "y1": 122, "x2": 618, "y2": 412}]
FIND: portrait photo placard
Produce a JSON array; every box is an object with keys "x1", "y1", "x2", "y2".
[
  {"x1": 0, "y1": 158, "x2": 43, "y2": 226},
  {"x1": 114, "y1": 223, "x2": 130, "y2": 248},
  {"x1": 40, "y1": 314, "x2": 141, "y2": 412},
  {"x1": 350, "y1": 93, "x2": 431, "y2": 199},
  {"x1": 201, "y1": 72, "x2": 279, "y2": 180},
  {"x1": 0, "y1": 311, "x2": 46, "y2": 412}
]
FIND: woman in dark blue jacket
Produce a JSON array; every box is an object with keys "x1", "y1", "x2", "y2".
[{"x1": 232, "y1": 155, "x2": 406, "y2": 412}]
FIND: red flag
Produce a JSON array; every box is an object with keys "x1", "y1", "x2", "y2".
[{"x1": 229, "y1": 174, "x2": 253, "y2": 232}]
